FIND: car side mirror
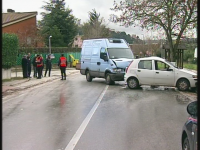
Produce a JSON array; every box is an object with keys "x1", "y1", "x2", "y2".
[
  {"x1": 167, "y1": 68, "x2": 173, "y2": 71},
  {"x1": 187, "y1": 101, "x2": 197, "y2": 117}
]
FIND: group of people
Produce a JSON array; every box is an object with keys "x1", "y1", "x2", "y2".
[{"x1": 21, "y1": 53, "x2": 67, "y2": 80}]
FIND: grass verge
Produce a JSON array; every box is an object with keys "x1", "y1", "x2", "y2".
[{"x1": 183, "y1": 63, "x2": 197, "y2": 70}]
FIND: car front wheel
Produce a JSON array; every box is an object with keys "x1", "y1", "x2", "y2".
[
  {"x1": 177, "y1": 79, "x2": 189, "y2": 91},
  {"x1": 127, "y1": 77, "x2": 139, "y2": 89},
  {"x1": 182, "y1": 136, "x2": 190, "y2": 150}
]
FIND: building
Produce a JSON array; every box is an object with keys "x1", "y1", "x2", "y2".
[{"x1": 2, "y1": 9, "x2": 45, "y2": 47}]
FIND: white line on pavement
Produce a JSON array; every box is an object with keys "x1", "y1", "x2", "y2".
[{"x1": 65, "y1": 85, "x2": 109, "y2": 150}]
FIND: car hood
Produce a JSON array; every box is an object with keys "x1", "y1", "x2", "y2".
[
  {"x1": 178, "y1": 69, "x2": 197, "y2": 75},
  {"x1": 111, "y1": 58, "x2": 133, "y2": 68}
]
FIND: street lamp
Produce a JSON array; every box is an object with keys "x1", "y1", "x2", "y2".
[
  {"x1": 49, "y1": 35, "x2": 52, "y2": 54},
  {"x1": 141, "y1": 34, "x2": 145, "y2": 44}
]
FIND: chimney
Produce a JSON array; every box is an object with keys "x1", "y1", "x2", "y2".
[{"x1": 7, "y1": 9, "x2": 15, "y2": 12}]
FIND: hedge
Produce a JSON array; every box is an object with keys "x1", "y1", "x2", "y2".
[
  {"x1": 18, "y1": 47, "x2": 81, "y2": 54},
  {"x1": 2, "y1": 33, "x2": 19, "y2": 69}
]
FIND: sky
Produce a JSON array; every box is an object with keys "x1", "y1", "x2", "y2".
[
  {"x1": 2, "y1": 0, "x2": 196, "y2": 39},
  {"x1": 3, "y1": 0, "x2": 152, "y2": 39}
]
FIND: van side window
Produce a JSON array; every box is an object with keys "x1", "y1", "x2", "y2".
[
  {"x1": 138, "y1": 60, "x2": 152, "y2": 70},
  {"x1": 100, "y1": 48, "x2": 106, "y2": 53},
  {"x1": 100, "y1": 47, "x2": 108, "y2": 60}
]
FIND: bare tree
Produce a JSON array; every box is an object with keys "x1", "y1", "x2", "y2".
[{"x1": 110, "y1": 0, "x2": 197, "y2": 61}]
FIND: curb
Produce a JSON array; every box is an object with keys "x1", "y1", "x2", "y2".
[{"x1": 2, "y1": 70, "x2": 79, "y2": 96}]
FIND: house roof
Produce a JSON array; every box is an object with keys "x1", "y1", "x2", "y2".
[{"x1": 2, "y1": 12, "x2": 38, "y2": 27}]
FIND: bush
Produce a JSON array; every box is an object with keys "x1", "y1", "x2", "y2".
[
  {"x1": 18, "y1": 47, "x2": 81, "y2": 54},
  {"x1": 2, "y1": 33, "x2": 19, "y2": 69}
]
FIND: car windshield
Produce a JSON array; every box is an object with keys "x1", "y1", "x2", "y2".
[{"x1": 107, "y1": 48, "x2": 134, "y2": 59}]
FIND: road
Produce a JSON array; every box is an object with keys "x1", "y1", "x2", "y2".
[{"x1": 3, "y1": 72, "x2": 190, "y2": 150}]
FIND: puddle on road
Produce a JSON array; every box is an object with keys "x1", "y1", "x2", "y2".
[
  {"x1": 121, "y1": 84, "x2": 177, "y2": 91},
  {"x1": 176, "y1": 94, "x2": 190, "y2": 104},
  {"x1": 120, "y1": 84, "x2": 196, "y2": 104}
]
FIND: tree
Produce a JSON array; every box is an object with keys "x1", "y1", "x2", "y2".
[
  {"x1": 110, "y1": 0, "x2": 197, "y2": 61},
  {"x1": 109, "y1": 31, "x2": 135, "y2": 44},
  {"x1": 39, "y1": 0, "x2": 78, "y2": 47},
  {"x1": 2, "y1": 33, "x2": 19, "y2": 69},
  {"x1": 82, "y1": 9, "x2": 110, "y2": 39}
]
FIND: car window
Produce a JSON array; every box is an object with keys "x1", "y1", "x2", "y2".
[
  {"x1": 138, "y1": 60, "x2": 152, "y2": 70},
  {"x1": 155, "y1": 60, "x2": 170, "y2": 71}
]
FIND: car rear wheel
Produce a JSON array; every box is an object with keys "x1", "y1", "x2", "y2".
[
  {"x1": 86, "y1": 71, "x2": 92, "y2": 82},
  {"x1": 177, "y1": 79, "x2": 189, "y2": 91},
  {"x1": 127, "y1": 77, "x2": 139, "y2": 89},
  {"x1": 105, "y1": 73, "x2": 115, "y2": 85},
  {"x1": 182, "y1": 136, "x2": 190, "y2": 150}
]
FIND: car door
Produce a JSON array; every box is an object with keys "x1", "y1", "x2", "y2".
[
  {"x1": 153, "y1": 60, "x2": 175, "y2": 86},
  {"x1": 135, "y1": 60, "x2": 154, "y2": 85},
  {"x1": 192, "y1": 123, "x2": 197, "y2": 150}
]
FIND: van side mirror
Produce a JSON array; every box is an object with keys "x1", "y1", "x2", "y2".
[
  {"x1": 103, "y1": 55, "x2": 108, "y2": 61},
  {"x1": 100, "y1": 53, "x2": 108, "y2": 61}
]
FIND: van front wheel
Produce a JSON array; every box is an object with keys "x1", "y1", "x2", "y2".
[
  {"x1": 86, "y1": 71, "x2": 92, "y2": 82},
  {"x1": 106, "y1": 73, "x2": 115, "y2": 85}
]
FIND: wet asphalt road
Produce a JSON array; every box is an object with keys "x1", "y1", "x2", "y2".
[{"x1": 3, "y1": 73, "x2": 190, "y2": 150}]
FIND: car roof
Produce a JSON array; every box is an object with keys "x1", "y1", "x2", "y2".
[{"x1": 137, "y1": 56, "x2": 166, "y2": 61}]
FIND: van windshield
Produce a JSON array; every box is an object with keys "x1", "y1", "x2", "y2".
[{"x1": 107, "y1": 48, "x2": 134, "y2": 59}]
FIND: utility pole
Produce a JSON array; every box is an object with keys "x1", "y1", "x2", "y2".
[{"x1": 49, "y1": 35, "x2": 52, "y2": 54}]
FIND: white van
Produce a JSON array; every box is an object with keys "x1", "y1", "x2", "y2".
[{"x1": 80, "y1": 38, "x2": 134, "y2": 85}]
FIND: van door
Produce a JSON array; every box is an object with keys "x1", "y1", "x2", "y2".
[
  {"x1": 99, "y1": 47, "x2": 109, "y2": 77},
  {"x1": 90, "y1": 47, "x2": 100, "y2": 77}
]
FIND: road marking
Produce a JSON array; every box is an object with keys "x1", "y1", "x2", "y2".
[{"x1": 65, "y1": 85, "x2": 109, "y2": 150}]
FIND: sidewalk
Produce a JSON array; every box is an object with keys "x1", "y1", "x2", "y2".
[{"x1": 2, "y1": 68, "x2": 79, "y2": 96}]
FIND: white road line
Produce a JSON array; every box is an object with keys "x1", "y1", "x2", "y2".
[{"x1": 65, "y1": 85, "x2": 109, "y2": 150}]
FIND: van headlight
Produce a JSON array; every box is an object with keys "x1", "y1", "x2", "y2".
[
  {"x1": 113, "y1": 68, "x2": 122, "y2": 72},
  {"x1": 192, "y1": 75, "x2": 197, "y2": 78}
]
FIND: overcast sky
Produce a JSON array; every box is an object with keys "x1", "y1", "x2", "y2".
[
  {"x1": 2, "y1": 0, "x2": 196, "y2": 39},
  {"x1": 3, "y1": 0, "x2": 153, "y2": 39}
]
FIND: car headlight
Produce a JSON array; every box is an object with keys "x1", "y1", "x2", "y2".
[
  {"x1": 192, "y1": 75, "x2": 197, "y2": 78},
  {"x1": 113, "y1": 68, "x2": 122, "y2": 72}
]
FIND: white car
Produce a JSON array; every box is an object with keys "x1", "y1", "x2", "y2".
[{"x1": 124, "y1": 57, "x2": 197, "y2": 91}]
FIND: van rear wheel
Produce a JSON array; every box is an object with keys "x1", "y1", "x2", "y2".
[
  {"x1": 86, "y1": 71, "x2": 92, "y2": 82},
  {"x1": 105, "y1": 73, "x2": 115, "y2": 85}
]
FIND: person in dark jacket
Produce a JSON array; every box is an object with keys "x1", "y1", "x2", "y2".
[
  {"x1": 44, "y1": 54, "x2": 52, "y2": 77},
  {"x1": 22, "y1": 55, "x2": 28, "y2": 78},
  {"x1": 58, "y1": 54, "x2": 67, "y2": 80},
  {"x1": 32, "y1": 54, "x2": 37, "y2": 78},
  {"x1": 27, "y1": 53, "x2": 32, "y2": 78}
]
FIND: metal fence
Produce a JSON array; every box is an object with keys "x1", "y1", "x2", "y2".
[{"x1": 17, "y1": 52, "x2": 81, "y2": 65}]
